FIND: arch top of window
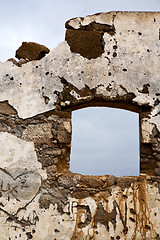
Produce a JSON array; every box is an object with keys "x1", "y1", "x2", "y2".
[{"x1": 67, "y1": 99, "x2": 152, "y2": 114}]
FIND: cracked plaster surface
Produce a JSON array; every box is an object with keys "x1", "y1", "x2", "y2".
[
  {"x1": 0, "y1": 13, "x2": 160, "y2": 138},
  {"x1": 0, "y1": 132, "x2": 47, "y2": 212}
]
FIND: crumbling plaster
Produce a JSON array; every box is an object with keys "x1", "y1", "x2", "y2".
[{"x1": 0, "y1": 11, "x2": 160, "y2": 239}]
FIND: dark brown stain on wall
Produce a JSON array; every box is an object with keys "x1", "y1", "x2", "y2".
[
  {"x1": 0, "y1": 101, "x2": 17, "y2": 116},
  {"x1": 16, "y1": 42, "x2": 50, "y2": 61},
  {"x1": 94, "y1": 202, "x2": 117, "y2": 231},
  {"x1": 65, "y1": 29, "x2": 104, "y2": 59},
  {"x1": 65, "y1": 21, "x2": 115, "y2": 59}
]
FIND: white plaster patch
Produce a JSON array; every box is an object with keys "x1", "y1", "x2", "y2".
[
  {"x1": 133, "y1": 95, "x2": 154, "y2": 107},
  {"x1": 63, "y1": 121, "x2": 72, "y2": 133},
  {"x1": 141, "y1": 120, "x2": 154, "y2": 143},
  {"x1": 70, "y1": 90, "x2": 81, "y2": 99},
  {"x1": 67, "y1": 12, "x2": 114, "y2": 29},
  {"x1": 0, "y1": 132, "x2": 47, "y2": 212}
]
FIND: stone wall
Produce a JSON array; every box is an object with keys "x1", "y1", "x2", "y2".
[{"x1": 0, "y1": 11, "x2": 160, "y2": 239}]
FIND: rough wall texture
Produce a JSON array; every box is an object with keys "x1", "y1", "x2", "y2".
[{"x1": 0, "y1": 11, "x2": 160, "y2": 239}]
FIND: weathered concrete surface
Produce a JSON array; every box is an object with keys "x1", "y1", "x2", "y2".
[{"x1": 0, "y1": 11, "x2": 160, "y2": 239}]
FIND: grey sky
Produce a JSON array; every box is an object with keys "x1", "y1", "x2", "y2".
[
  {"x1": 0, "y1": 0, "x2": 160, "y2": 62},
  {"x1": 71, "y1": 108, "x2": 139, "y2": 176},
  {"x1": 0, "y1": 0, "x2": 160, "y2": 176}
]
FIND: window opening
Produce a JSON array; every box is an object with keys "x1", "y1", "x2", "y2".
[{"x1": 70, "y1": 107, "x2": 139, "y2": 177}]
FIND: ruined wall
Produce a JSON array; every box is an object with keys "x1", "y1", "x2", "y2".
[{"x1": 0, "y1": 11, "x2": 160, "y2": 240}]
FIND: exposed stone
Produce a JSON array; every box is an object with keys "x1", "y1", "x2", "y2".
[
  {"x1": 46, "y1": 165, "x2": 57, "y2": 176},
  {"x1": 107, "y1": 175, "x2": 117, "y2": 186},
  {"x1": 63, "y1": 120, "x2": 72, "y2": 133},
  {"x1": 65, "y1": 29, "x2": 104, "y2": 59},
  {"x1": 58, "y1": 175, "x2": 76, "y2": 188},
  {"x1": 118, "y1": 177, "x2": 135, "y2": 190},
  {"x1": 15, "y1": 42, "x2": 50, "y2": 61},
  {"x1": 7, "y1": 58, "x2": 19, "y2": 66},
  {"x1": 0, "y1": 101, "x2": 17, "y2": 115},
  {"x1": 80, "y1": 175, "x2": 104, "y2": 188},
  {"x1": 43, "y1": 148, "x2": 61, "y2": 157},
  {"x1": 18, "y1": 58, "x2": 28, "y2": 67},
  {"x1": 57, "y1": 125, "x2": 71, "y2": 143},
  {"x1": 22, "y1": 123, "x2": 53, "y2": 144}
]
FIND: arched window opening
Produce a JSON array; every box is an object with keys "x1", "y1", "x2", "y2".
[{"x1": 70, "y1": 107, "x2": 139, "y2": 177}]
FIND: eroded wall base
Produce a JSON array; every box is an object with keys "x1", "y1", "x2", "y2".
[{"x1": 0, "y1": 169, "x2": 159, "y2": 240}]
